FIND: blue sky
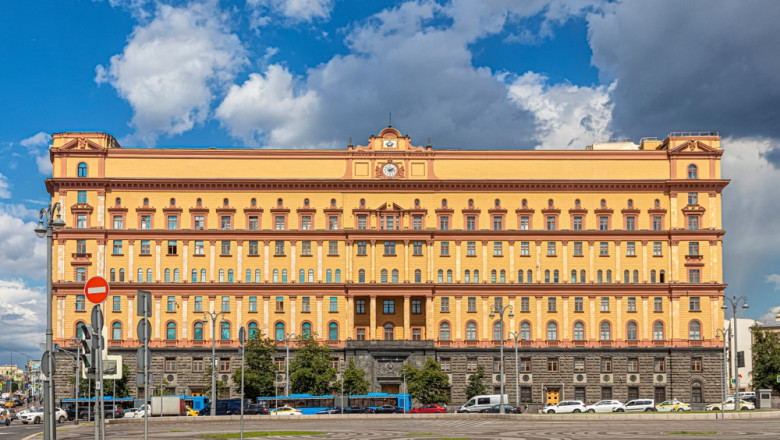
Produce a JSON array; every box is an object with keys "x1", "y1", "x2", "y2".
[{"x1": 1, "y1": 0, "x2": 780, "y2": 367}]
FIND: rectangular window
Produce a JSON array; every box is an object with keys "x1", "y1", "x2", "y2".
[
  {"x1": 167, "y1": 241, "x2": 177, "y2": 255},
  {"x1": 574, "y1": 297, "x2": 583, "y2": 312},
  {"x1": 194, "y1": 240, "x2": 204, "y2": 255},
  {"x1": 688, "y1": 269, "x2": 700, "y2": 283},
  {"x1": 520, "y1": 297, "x2": 529, "y2": 312},
  {"x1": 113, "y1": 215, "x2": 123, "y2": 229},
  {"x1": 300, "y1": 297, "x2": 309, "y2": 313},
  {"x1": 299, "y1": 215, "x2": 311, "y2": 230},
  {"x1": 193, "y1": 296, "x2": 202, "y2": 312},
  {"x1": 627, "y1": 297, "x2": 636, "y2": 312},
  {"x1": 520, "y1": 241, "x2": 530, "y2": 256},
  {"x1": 77, "y1": 190, "x2": 87, "y2": 204},
  {"x1": 573, "y1": 241, "x2": 583, "y2": 256},
  {"x1": 275, "y1": 216, "x2": 285, "y2": 230},
  {"x1": 574, "y1": 387, "x2": 586, "y2": 403},
  {"x1": 75, "y1": 295, "x2": 85, "y2": 311},
  {"x1": 384, "y1": 241, "x2": 396, "y2": 256},
  {"x1": 194, "y1": 215, "x2": 204, "y2": 230},
  {"x1": 167, "y1": 215, "x2": 178, "y2": 230},
  {"x1": 546, "y1": 216, "x2": 556, "y2": 231},
  {"x1": 547, "y1": 358, "x2": 559, "y2": 372},
  {"x1": 328, "y1": 216, "x2": 339, "y2": 230},
  {"x1": 467, "y1": 297, "x2": 477, "y2": 312},
  {"x1": 357, "y1": 215, "x2": 367, "y2": 230},
  {"x1": 165, "y1": 359, "x2": 176, "y2": 372},
  {"x1": 413, "y1": 215, "x2": 423, "y2": 230},
  {"x1": 192, "y1": 359, "x2": 204, "y2": 373},
  {"x1": 221, "y1": 241, "x2": 231, "y2": 255},
  {"x1": 274, "y1": 241, "x2": 285, "y2": 255},
  {"x1": 691, "y1": 386, "x2": 703, "y2": 404},
  {"x1": 411, "y1": 299, "x2": 421, "y2": 314},
  {"x1": 653, "y1": 216, "x2": 662, "y2": 230},
  {"x1": 655, "y1": 387, "x2": 666, "y2": 403},
  {"x1": 301, "y1": 241, "x2": 312, "y2": 256},
  {"x1": 466, "y1": 216, "x2": 476, "y2": 231},
  {"x1": 248, "y1": 216, "x2": 258, "y2": 230},
  {"x1": 493, "y1": 216, "x2": 502, "y2": 231},
  {"x1": 602, "y1": 387, "x2": 613, "y2": 400},
  {"x1": 466, "y1": 358, "x2": 478, "y2": 372},
  {"x1": 413, "y1": 241, "x2": 423, "y2": 256},
  {"x1": 440, "y1": 360, "x2": 451, "y2": 372},
  {"x1": 689, "y1": 296, "x2": 700, "y2": 311},
  {"x1": 520, "y1": 216, "x2": 529, "y2": 230},
  {"x1": 688, "y1": 216, "x2": 699, "y2": 230},
  {"x1": 219, "y1": 359, "x2": 230, "y2": 373},
  {"x1": 654, "y1": 358, "x2": 665, "y2": 373},
  {"x1": 441, "y1": 297, "x2": 450, "y2": 312},
  {"x1": 383, "y1": 299, "x2": 395, "y2": 314},
  {"x1": 275, "y1": 296, "x2": 284, "y2": 312},
  {"x1": 167, "y1": 296, "x2": 176, "y2": 312},
  {"x1": 546, "y1": 242, "x2": 556, "y2": 256},
  {"x1": 140, "y1": 215, "x2": 151, "y2": 230},
  {"x1": 573, "y1": 216, "x2": 582, "y2": 230},
  {"x1": 329, "y1": 297, "x2": 338, "y2": 312},
  {"x1": 599, "y1": 242, "x2": 609, "y2": 256},
  {"x1": 440, "y1": 241, "x2": 450, "y2": 256},
  {"x1": 77, "y1": 215, "x2": 87, "y2": 228},
  {"x1": 112, "y1": 296, "x2": 121, "y2": 312},
  {"x1": 654, "y1": 297, "x2": 663, "y2": 312},
  {"x1": 493, "y1": 242, "x2": 503, "y2": 256},
  {"x1": 626, "y1": 242, "x2": 636, "y2": 256},
  {"x1": 248, "y1": 241, "x2": 259, "y2": 255},
  {"x1": 466, "y1": 241, "x2": 476, "y2": 256},
  {"x1": 600, "y1": 357, "x2": 612, "y2": 373},
  {"x1": 688, "y1": 192, "x2": 698, "y2": 205},
  {"x1": 599, "y1": 216, "x2": 608, "y2": 230},
  {"x1": 328, "y1": 241, "x2": 338, "y2": 255},
  {"x1": 519, "y1": 358, "x2": 531, "y2": 372},
  {"x1": 627, "y1": 358, "x2": 638, "y2": 373},
  {"x1": 356, "y1": 328, "x2": 366, "y2": 340},
  {"x1": 574, "y1": 358, "x2": 585, "y2": 372},
  {"x1": 691, "y1": 357, "x2": 703, "y2": 372},
  {"x1": 600, "y1": 297, "x2": 609, "y2": 312},
  {"x1": 689, "y1": 242, "x2": 699, "y2": 256},
  {"x1": 493, "y1": 359, "x2": 501, "y2": 373},
  {"x1": 653, "y1": 242, "x2": 663, "y2": 256},
  {"x1": 140, "y1": 240, "x2": 151, "y2": 255},
  {"x1": 356, "y1": 241, "x2": 367, "y2": 255},
  {"x1": 76, "y1": 239, "x2": 87, "y2": 254},
  {"x1": 626, "y1": 217, "x2": 636, "y2": 231},
  {"x1": 249, "y1": 296, "x2": 258, "y2": 312},
  {"x1": 520, "y1": 387, "x2": 533, "y2": 403},
  {"x1": 221, "y1": 296, "x2": 230, "y2": 312},
  {"x1": 547, "y1": 297, "x2": 556, "y2": 312},
  {"x1": 355, "y1": 299, "x2": 366, "y2": 314},
  {"x1": 439, "y1": 216, "x2": 449, "y2": 230},
  {"x1": 628, "y1": 387, "x2": 640, "y2": 401}
]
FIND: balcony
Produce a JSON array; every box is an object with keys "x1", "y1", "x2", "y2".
[
  {"x1": 520, "y1": 340, "x2": 533, "y2": 347},
  {"x1": 165, "y1": 340, "x2": 178, "y2": 347},
  {"x1": 191, "y1": 340, "x2": 206, "y2": 347},
  {"x1": 546, "y1": 340, "x2": 559, "y2": 347},
  {"x1": 599, "y1": 340, "x2": 613, "y2": 347},
  {"x1": 464, "y1": 340, "x2": 479, "y2": 347},
  {"x1": 438, "y1": 340, "x2": 452, "y2": 346}
]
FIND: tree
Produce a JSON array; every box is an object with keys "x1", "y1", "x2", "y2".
[
  {"x1": 341, "y1": 358, "x2": 369, "y2": 395},
  {"x1": 68, "y1": 362, "x2": 131, "y2": 398},
  {"x1": 751, "y1": 324, "x2": 780, "y2": 393},
  {"x1": 202, "y1": 366, "x2": 230, "y2": 398},
  {"x1": 463, "y1": 364, "x2": 486, "y2": 399},
  {"x1": 400, "y1": 357, "x2": 450, "y2": 405},
  {"x1": 231, "y1": 332, "x2": 278, "y2": 399},
  {"x1": 289, "y1": 335, "x2": 337, "y2": 395}
]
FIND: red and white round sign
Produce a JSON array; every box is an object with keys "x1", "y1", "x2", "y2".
[{"x1": 84, "y1": 276, "x2": 110, "y2": 304}]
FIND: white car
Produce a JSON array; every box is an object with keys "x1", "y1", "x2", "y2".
[
  {"x1": 20, "y1": 408, "x2": 44, "y2": 424},
  {"x1": 585, "y1": 400, "x2": 626, "y2": 413},
  {"x1": 624, "y1": 399, "x2": 656, "y2": 412},
  {"x1": 705, "y1": 398, "x2": 755, "y2": 411},
  {"x1": 124, "y1": 408, "x2": 140, "y2": 418},
  {"x1": 542, "y1": 400, "x2": 587, "y2": 414}
]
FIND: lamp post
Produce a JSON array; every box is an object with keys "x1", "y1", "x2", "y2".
[
  {"x1": 489, "y1": 304, "x2": 514, "y2": 414},
  {"x1": 202, "y1": 311, "x2": 226, "y2": 416},
  {"x1": 721, "y1": 296, "x2": 748, "y2": 400},
  {"x1": 715, "y1": 327, "x2": 730, "y2": 420},
  {"x1": 35, "y1": 202, "x2": 65, "y2": 440},
  {"x1": 507, "y1": 331, "x2": 520, "y2": 407},
  {"x1": 284, "y1": 333, "x2": 295, "y2": 396}
]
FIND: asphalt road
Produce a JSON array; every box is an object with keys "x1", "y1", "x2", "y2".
[
  {"x1": 25, "y1": 413, "x2": 780, "y2": 440},
  {"x1": 0, "y1": 420, "x2": 43, "y2": 439}
]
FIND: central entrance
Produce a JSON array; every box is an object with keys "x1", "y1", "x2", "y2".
[
  {"x1": 381, "y1": 384, "x2": 400, "y2": 394},
  {"x1": 546, "y1": 388, "x2": 560, "y2": 405}
]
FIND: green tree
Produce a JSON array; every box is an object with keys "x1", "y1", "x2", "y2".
[
  {"x1": 68, "y1": 362, "x2": 131, "y2": 398},
  {"x1": 289, "y1": 335, "x2": 337, "y2": 395},
  {"x1": 231, "y1": 332, "x2": 278, "y2": 399},
  {"x1": 203, "y1": 366, "x2": 230, "y2": 398},
  {"x1": 400, "y1": 357, "x2": 450, "y2": 405},
  {"x1": 751, "y1": 325, "x2": 780, "y2": 393},
  {"x1": 341, "y1": 358, "x2": 369, "y2": 395},
  {"x1": 462, "y1": 364, "x2": 486, "y2": 399}
]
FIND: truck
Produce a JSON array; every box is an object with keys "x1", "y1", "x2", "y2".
[
  {"x1": 137, "y1": 396, "x2": 185, "y2": 417},
  {"x1": 456, "y1": 394, "x2": 509, "y2": 413}
]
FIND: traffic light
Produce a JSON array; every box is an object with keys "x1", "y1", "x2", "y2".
[
  {"x1": 737, "y1": 351, "x2": 745, "y2": 368},
  {"x1": 76, "y1": 322, "x2": 95, "y2": 374}
]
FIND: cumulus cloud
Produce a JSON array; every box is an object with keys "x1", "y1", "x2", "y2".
[
  {"x1": 247, "y1": 0, "x2": 334, "y2": 23},
  {"x1": 20, "y1": 132, "x2": 50, "y2": 150},
  {"x1": 0, "y1": 206, "x2": 47, "y2": 280},
  {"x1": 767, "y1": 274, "x2": 780, "y2": 290},
  {"x1": 95, "y1": 1, "x2": 247, "y2": 145},
  {"x1": 0, "y1": 278, "x2": 45, "y2": 360},
  {"x1": 587, "y1": 0, "x2": 780, "y2": 140},
  {"x1": 759, "y1": 305, "x2": 780, "y2": 325},
  {"x1": 19, "y1": 132, "x2": 52, "y2": 175},
  {"x1": 507, "y1": 72, "x2": 614, "y2": 149},
  {"x1": 0, "y1": 173, "x2": 10, "y2": 199}
]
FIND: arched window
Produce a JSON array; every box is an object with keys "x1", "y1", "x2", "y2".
[
  {"x1": 277, "y1": 198, "x2": 283, "y2": 207},
  {"x1": 627, "y1": 199, "x2": 633, "y2": 207},
  {"x1": 248, "y1": 322, "x2": 259, "y2": 339},
  {"x1": 522, "y1": 199, "x2": 527, "y2": 207},
  {"x1": 170, "y1": 198, "x2": 176, "y2": 206},
  {"x1": 251, "y1": 198, "x2": 257, "y2": 207},
  {"x1": 447, "y1": 269, "x2": 452, "y2": 283},
  {"x1": 473, "y1": 269, "x2": 479, "y2": 283},
  {"x1": 223, "y1": 198, "x2": 229, "y2": 207},
  {"x1": 527, "y1": 270, "x2": 533, "y2": 283},
  {"x1": 301, "y1": 322, "x2": 312, "y2": 338},
  {"x1": 303, "y1": 198, "x2": 309, "y2": 207},
  {"x1": 624, "y1": 270, "x2": 630, "y2": 283},
  {"x1": 415, "y1": 198, "x2": 421, "y2": 207},
  {"x1": 439, "y1": 322, "x2": 450, "y2": 341},
  {"x1": 115, "y1": 197, "x2": 121, "y2": 206},
  {"x1": 119, "y1": 268, "x2": 125, "y2": 282},
  {"x1": 200, "y1": 269, "x2": 206, "y2": 282},
  {"x1": 299, "y1": 269, "x2": 305, "y2": 283},
  {"x1": 626, "y1": 322, "x2": 638, "y2": 340},
  {"x1": 573, "y1": 322, "x2": 585, "y2": 341},
  {"x1": 547, "y1": 322, "x2": 558, "y2": 340},
  {"x1": 77, "y1": 162, "x2": 88, "y2": 177},
  {"x1": 597, "y1": 270, "x2": 603, "y2": 283},
  {"x1": 414, "y1": 269, "x2": 421, "y2": 283},
  {"x1": 193, "y1": 322, "x2": 204, "y2": 340},
  {"x1": 493, "y1": 321, "x2": 503, "y2": 341},
  {"x1": 544, "y1": 270, "x2": 550, "y2": 283},
  {"x1": 192, "y1": 269, "x2": 198, "y2": 283},
  {"x1": 438, "y1": 269, "x2": 443, "y2": 283},
  {"x1": 166, "y1": 322, "x2": 177, "y2": 340},
  {"x1": 255, "y1": 269, "x2": 261, "y2": 283},
  {"x1": 518, "y1": 270, "x2": 524, "y2": 283},
  {"x1": 137, "y1": 269, "x2": 143, "y2": 282},
  {"x1": 384, "y1": 323, "x2": 394, "y2": 341},
  {"x1": 606, "y1": 270, "x2": 611, "y2": 283},
  {"x1": 220, "y1": 322, "x2": 230, "y2": 340},
  {"x1": 282, "y1": 269, "x2": 287, "y2": 282},
  {"x1": 381, "y1": 269, "x2": 388, "y2": 283},
  {"x1": 689, "y1": 321, "x2": 702, "y2": 340},
  {"x1": 633, "y1": 270, "x2": 639, "y2": 283},
  {"x1": 548, "y1": 198, "x2": 554, "y2": 207},
  {"x1": 110, "y1": 268, "x2": 116, "y2": 283},
  {"x1": 112, "y1": 322, "x2": 122, "y2": 340},
  {"x1": 246, "y1": 269, "x2": 252, "y2": 283},
  {"x1": 326, "y1": 269, "x2": 332, "y2": 283},
  {"x1": 228, "y1": 269, "x2": 234, "y2": 283},
  {"x1": 466, "y1": 322, "x2": 477, "y2": 340},
  {"x1": 520, "y1": 322, "x2": 531, "y2": 340},
  {"x1": 330, "y1": 198, "x2": 336, "y2": 207},
  {"x1": 464, "y1": 270, "x2": 470, "y2": 283},
  {"x1": 219, "y1": 269, "x2": 225, "y2": 283},
  {"x1": 553, "y1": 270, "x2": 559, "y2": 283},
  {"x1": 308, "y1": 269, "x2": 314, "y2": 283},
  {"x1": 600, "y1": 321, "x2": 611, "y2": 340},
  {"x1": 580, "y1": 269, "x2": 586, "y2": 283},
  {"x1": 650, "y1": 270, "x2": 657, "y2": 283},
  {"x1": 358, "y1": 269, "x2": 366, "y2": 283},
  {"x1": 468, "y1": 198, "x2": 474, "y2": 207},
  {"x1": 659, "y1": 270, "x2": 665, "y2": 283},
  {"x1": 571, "y1": 270, "x2": 577, "y2": 283},
  {"x1": 600, "y1": 199, "x2": 607, "y2": 207},
  {"x1": 500, "y1": 270, "x2": 506, "y2": 283},
  {"x1": 196, "y1": 198, "x2": 202, "y2": 206},
  {"x1": 146, "y1": 269, "x2": 152, "y2": 283},
  {"x1": 173, "y1": 269, "x2": 179, "y2": 282},
  {"x1": 575, "y1": 199, "x2": 581, "y2": 207},
  {"x1": 328, "y1": 322, "x2": 339, "y2": 341},
  {"x1": 164, "y1": 269, "x2": 171, "y2": 283},
  {"x1": 360, "y1": 198, "x2": 365, "y2": 207},
  {"x1": 143, "y1": 197, "x2": 149, "y2": 206},
  {"x1": 391, "y1": 269, "x2": 399, "y2": 283},
  {"x1": 491, "y1": 270, "x2": 497, "y2": 283},
  {"x1": 495, "y1": 198, "x2": 501, "y2": 207},
  {"x1": 275, "y1": 322, "x2": 285, "y2": 341},
  {"x1": 688, "y1": 164, "x2": 698, "y2": 179},
  {"x1": 653, "y1": 322, "x2": 664, "y2": 340}
]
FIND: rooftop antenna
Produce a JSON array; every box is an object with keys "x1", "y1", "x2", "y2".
[{"x1": 388, "y1": 112, "x2": 392, "y2": 127}]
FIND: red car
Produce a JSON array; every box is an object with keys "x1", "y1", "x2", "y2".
[{"x1": 408, "y1": 404, "x2": 446, "y2": 414}]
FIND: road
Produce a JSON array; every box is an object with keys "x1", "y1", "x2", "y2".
[
  {"x1": 0, "y1": 420, "x2": 42, "y2": 439},
  {"x1": 23, "y1": 413, "x2": 780, "y2": 440}
]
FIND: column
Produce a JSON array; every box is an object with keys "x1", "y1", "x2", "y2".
[
  {"x1": 209, "y1": 240, "x2": 216, "y2": 282},
  {"x1": 670, "y1": 240, "x2": 679, "y2": 282},
  {"x1": 455, "y1": 241, "x2": 462, "y2": 282},
  {"x1": 589, "y1": 297, "x2": 596, "y2": 340},
  {"x1": 345, "y1": 240, "x2": 353, "y2": 281},
  {"x1": 154, "y1": 296, "x2": 161, "y2": 339},
  {"x1": 426, "y1": 240, "x2": 434, "y2": 282},
  {"x1": 588, "y1": 241, "x2": 595, "y2": 282},
  {"x1": 481, "y1": 296, "x2": 489, "y2": 340},
  {"x1": 128, "y1": 297, "x2": 134, "y2": 339},
  {"x1": 562, "y1": 296, "x2": 569, "y2": 342},
  {"x1": 263, "y1": 241, "x2": 270, "y2": 282},
  {"x1": 316, "y1": 296, "x2": 323, "y2": 338},
  {"x1": 641, "y1": 241, "x2": 648, "y2": 282},
  {"x1": 316, "y1": 241, "x2": 323, "y2": 282},
  {"x1": 535, "y1": 241, "x2": 542, "y2": 282},
  {"x1": 509, "y1": 296, "x2": 516, "y2": 330},
  {"x1": 642, "y1": 297, "x2": 649, "y2": 341},
  {"x1": 57, "y1": 240, "x2": 65, "y2": 281},
  {"x1": 155, "y1": 240, "x2": 162, "y2": 281},
  {"x1": 561, "y1": 241, "x2": 568, "y2": 282},
  {"x1": 370, "y1": 240, "x2": 376, "y2": 283},
  {"x1": 237, "y1": 241, "x2": 243, "y2": 280},
  {"x1": 369, "y1": 296, "x2": 377, "y2": 339},
  {"x1": 535, "y1": 296, "x2": 543, "y2": 340},
  {"x1": 615, "y1": 241, "x2": 621, "y2": 281},
  {"x1": 425, "y1": 295, "x2": 434, "y2": 339},
  {"x1": 182, "y1": 297, "x2": 189, "y2": 340},
  {"x1": 263, "y1": 296, "x2": 270, "y2": 336},
  {"x1": 709, "y1": 240, "x2": 719, "y2": 282},
  {"x1": 236, "y1": 296, "x2": 242, "y2": 331},
  {"x1": 345, "y1": 296, "x2": 353, "y2": 338},
  {"x1": 97, "y1": 240, "x2": 106, "y2": 277},
  {"x1": 290, "y1": 297, "x2": 297, "y2": 337},
  {"x1": 455, "y1": 296, "x2": 462, "y2": 340},
  {"x1": 670, "y1": 194, "x2": 678, "y2": 229},
  {"x1": 182, "y1": 241, "x2": 189, "y2": 280},
  {"x1": 509, "y1": 241, "x2": 515, "y2": 282},
  {"x1": 709, "y1": 192, "x2": 717, "y2": 228},
  {"x1": 671, "y1": 297, "x2": 680, "y2": 341},
  {"x1": 290, "y1": 241, "x2": 297, "y2": 278},
  {"x1": 616, "y1": 297, "x2": 623, "y2": 340},
  {"x1": 404, "y1": 240, "x2": 410, "y2": 283},
  {"x1": 403, "y1": 295, "x2": 411, "y2": 340},
  {"x1": 96, "y1": 191, "x2": 105, "y2": 227},
  {"x1": 481, "y1": 241, "x2": 488, "y2": 283},
  {"x1": 128, "y1": 240, "x2": 135, "y2": 281}
]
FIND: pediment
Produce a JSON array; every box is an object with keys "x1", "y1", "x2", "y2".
[
  {"x1": 669, "y1": 139, "x2": 718, "y2": 154},
  {"x1": 58, "y1": 137, "x2": 106, "y2": 152}
]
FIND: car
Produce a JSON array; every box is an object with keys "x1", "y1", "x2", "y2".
[
  {"x1": 269, "y1": 406, "x2": 302, "y2": 416},
  {"x1": 54, "y1": 407, "x2": 68, "y2": 423},
  {"x1": 655, "y1": 400, "x2": 691, "y2": 412},
  {"x1": 624, "y1": 399, "x2": 656, "y2": 412},
  {"x1": 735, "y1": 392, "x2": 757, "y2": 403},
  {"x1": 343, "y1": 406, "x2": 375, "y2": 414},
  {"x1": 315, "y1": 407, "x2": 344, "y2": 414},
  {"x1": 20, "y1": 408, "x2": 44, "y2": 424},
  {"x1": 123, "y1": 408, "x2": 139, "y2": 418},
  {"x1": 705, "y1": 398, "x2": 755, "y2": 411},
  {"x1": 585, "y1": 400, "x2": 626, "y2": 413},
  {"x1": 0, "y1": 409, "x2": 11, "y2": 426},
  {"x1": 542, "y1": 400, "x2": 587, "y2": 414},
  {"x1": 373, "y1": 405, "x2": 405, "y2": 414},
  {"x1": 408, "y1": 404, "x2": 446, "y2": 414},
  {"x1": 244, "y1": 404, "x2": 270, "y2": 415},
  {"x1": 479, "y1": 404, "x2": 521, "y2": 414}
]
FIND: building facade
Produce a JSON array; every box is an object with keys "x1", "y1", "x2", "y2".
[{"x1": 48, "y1": 127, "x2": 728, "y2": 407}]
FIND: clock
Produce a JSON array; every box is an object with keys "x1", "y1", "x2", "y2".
[
  {"x1": 384, "y1": 139, "x2": 397, "y2": 148},
  {"x1": 382, "y1": 163, "x2": 398, "y2": 177}
]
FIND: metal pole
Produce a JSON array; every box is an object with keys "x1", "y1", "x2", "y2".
[
  {"x1": 240, "y1": 326, "x2": 245, "y2": 440},
  {"x1": 93, "y1": 325, "x2": 100, "y2": 440},
  {"x1": 285, "y1": 337, "x2": 289, "y2": 396},
  {"x1": 722, "y1": 329, "x2": 727, "y2": 419},
  {"x1": 98, "y1": 309, "x2": 105, "y2": 440},
  {"x1": 75, "y1": 343, "x2": 79, "y2": 426},
  {"x1": 143, "y1": 298, "x2": 148, "y2": 440},
  {"x1": 211, "y1": 315, "x2": 217, "y2": 416},
  {"x1": 499, "y1": 317, "x2": 505, "y2": 414},
  {"x1": 42, "y1": 206, "x2": 56, "y2": 440}
]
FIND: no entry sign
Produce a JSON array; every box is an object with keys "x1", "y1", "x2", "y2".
[{"x1": 84, "y1": 276, "x2": 110, "y2": 304}]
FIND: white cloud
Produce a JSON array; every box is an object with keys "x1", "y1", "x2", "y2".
[
  {"x1": 0, "y1": 206, "x2": 47, "y2": 280},
  {"x1": 0, "y1": 173, "x2": 10, "y2": 199},
  {"x1": 20, "y1": 132, "x2": 50, "y2": 150},
  {"x1": 95, "y1": 1, "x2": 247, "y2": 145},
  {"x1": 759, "y1": 305, "x2": 780, "y2": 325},
  {"x1": 507, "y1": 72, "x2": 614, "y2": 149},
  {"x1": 19, "y1": 132, "x2": 52, "y2": 175},
  {"x1": 247, "y1": 0, "x2": 334, "y2": 22},
  {"x1": 767, "y1": 274, "x2": 780, "y2": 290},
  {"x1": 0, "y1": 278, "x2": 45, "y2": 359}
]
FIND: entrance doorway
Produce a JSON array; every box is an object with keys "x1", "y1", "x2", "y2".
[
  {"x1": 546, "y1": 388, "x2": 560, "y2": 405},
  {"x1": 382, "y1": 384, "x2": 399, "y2": 394}
]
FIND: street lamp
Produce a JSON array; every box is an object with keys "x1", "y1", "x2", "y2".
[
  {"x1": 489, "y1": 304, "x2": 513, "y2": 414},
  {"x1": 715, "y1": 327, "x2": 730, "y2": 420},
  {"x1": 202, "y1": 311, "x2": 226, "y2": 416},
  {"x1": 721, "y1": 296, "x2": 748, "y2": 400},
  {"x1": 284, "y1": 333, "x2": 295, "y2": 396},
  {"x1": 507, "y1": 331, "x2": 521, "y2": 408},
  {"x1": 35, "y1": 202, "x2": 65, "y2": 440}
]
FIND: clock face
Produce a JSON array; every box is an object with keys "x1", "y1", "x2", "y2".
[
  {"x1": 384, "y1": 139, "x2": 397, "y2": 148},
  {"x1": 382, "y1": 163, "x2": 398, "y2": 177}
]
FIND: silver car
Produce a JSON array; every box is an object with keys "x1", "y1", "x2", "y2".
[
  {"x1": 624, "y1": 399, "x2": 656, "y2": 412},
  {"x1": 585, "y1": 400, "x2": 626, "y2": 413}
]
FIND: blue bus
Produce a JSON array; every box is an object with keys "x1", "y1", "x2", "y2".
[
  {"x1": 348, "y1": 393, "x2": 411, "y2": 411},
  {"x1": 179, "y1": 395, "x2": 210, "y2": 412},
  {"x1": 255, "y1": 393, "x2": 411, "y2": 414}
]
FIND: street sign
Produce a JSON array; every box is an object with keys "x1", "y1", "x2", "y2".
[
  {"x1": 84, "y1": 276, "x2": 110, "y2": 304},
  {"x1": 40, "y1": 351, "x2": 56, "y2": 377},
  {"x1": 91, "y1": 305, "x2": 104, "y2": 332},
  {"x1": 136, "y1": 346, "x2": 152, "y2": 371},
  {"x1": 136, "y1": 290, "x2": 152, "y2": 318},
  {"x1": 239, "y1": 327, "x2": 246, "y2": 345},
  {"x1": 103, "y1": 355, "x2": 123, "y2": 380},
  {"x1": 135, "y1": 372, "x2": 153, "y2": 387},
  {"x1": 730, "y1": 378, "x2": 736, "y2": 386},
  {"x1": 137, "y1": 318, "x2": 151, "y2": 343}
]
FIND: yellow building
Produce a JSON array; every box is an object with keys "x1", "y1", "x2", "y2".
[{"x1": 48, "y1": 127, "x2": 728, "y2": 407}]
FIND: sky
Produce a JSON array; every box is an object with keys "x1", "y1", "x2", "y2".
[{"x1": 1, "y1": 0, "x2": 779, "y2": 368}]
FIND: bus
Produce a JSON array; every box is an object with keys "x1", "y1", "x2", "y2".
[
  {"x1": 348, "y1": 393, "x2": 411, "y2": 411},
  {"x1": 179, "y1": 395, "x2": 210, "y2": 413},
  {"x1": 255, "y1": 393, "x2": 411, "y2": 414}
]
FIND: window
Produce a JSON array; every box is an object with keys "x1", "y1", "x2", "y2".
[
  {"x1": 357, "y1": 269, "x2": 366, "y2": 283},
  {"x1": 520, "y1": 322, "x2": 531, "y2": 340},
  {"x1": 688, "y1": 321, "x2": 701, "y2": 340},
  {"x1": 440, "y1": 241, "x2": 450, "y2": 256},
  {"x1": 653, "y1": 322, "x2": 664, "y2": 340},
  {"x1": 166, "y1": 322, "x2": 177, "y2": 340},
  {"x1": 276, "y1": 296, "x2": 284, "y2": 312},
  {"x1": 601, "y1": 357, "x2": 612, "y2": 373},
  {"x1": 439, "y1": 216, "x2": 450, "y2": 230},
  {"x1": 492, "y1": 215, "x2": 503, "y2": 231},
  {"x1": 520, "y1": 216, "x2": 529, "y2": 230},
  {"x1": 652, "y1": 242, "x2": 663, "y2": 257},
  {"x1": 384, "y1": 241, "x2": 396, "y2": 255},
  {"x1": 328, "y1": 216, "x2": 339, "y2": 230},
  {"x1": 520, "y1": 297, "x2": 529, "y2": 312},
  {"x1": 76, "y1": 268, "x2": 87, "y2": 282},
  {"x1": 573, "y1": 216, "x2": 582, "y2": 230},
  {"x1": 599, "y1": 216, "x2": 609, "y2": 230},
  {"x1": 688, "y1": 164, "x2": 698, "y2": 179},
  {"x1": 626, "y1": 242, "x2": 636, "y2": 256},
  {"x1": 546, "y1": 216, "x2": 556, "y2": 231},
  {"x1": 689, "y1": 297, "x2": 701, "y2": 311},
  {"x1": 687, "y1": 192, "x2": 698, "y2": 205},
  {"x1": 413, "y1": 215, "x2": 423, "y2": 230},
  {"x1": 688, "y1": 216, "x2": 699, "y2": 230},
  {"x1": 113, "y1": 215, "x2": 124, "y2": 229},
  {"x1": 466, "y1": 358, "x2": 478, "y2": 372},
  {"x1": 491, "y1": 241, "x2": 502, "y2": 257},
  {"x1": 691, "y1": 357, "x2": 703, "y2": 372},
  {"x1": 626, "y1": 322, "x2": 638, "y2": 340},
  {"x1": 573, "y1": 358, "x2": 585, "y2": 372},
  {"x1": 447, "y1": 269, "x2": 452, "y2": 283},
  {"x1": 274, "y1": 216, "x2": 285, "y2": 230},
  {"x1": 688, "y1": 269, "x2": 700, "y2": 283},
  {"x1": 248, "y1": 216, "x2": 258, "y2": 230},
  {"x1": 356, "y1": 328, "x2": 366, "y2": 340},
  {"x1": 573, "y1": 322, "x2": 584, "y2": 340},
  {"x1": 466, "y1": 322, "x2": 477, "y2": 340},
  {"x1": 439, "y1": 322, "x2": 450, "y2": 340},
  {"x1": 626, "y1": 216, "x2": 635, "y2": 230},
  {"x1": 600, "y1": 322, "x2": 611, "y2": 340},
  {"x1": 466, "y1": 241, "x2": 476, "y2": 256},
  {"x1": 414, "y1": 269, "x2": 421, "y2": 283},
  {"x1": 654, "y1": 358, "x2": 665, "y2": 373},
  {"x1": 653, "y1": 216, "x2": 663, "y2": 230},
  {"x1": 467, "y1": 297, "x2": 476, "y2": 312},
  {"x1": 356, "y1": 241, "x2": 367, "y2": 255},
  {"x1": 246, "y1": 240, "x2": 259, "y2": 256},
  {"x1": 194, "y1": 240, "x2": 204, "y2": 256},
  {"x1": 355, "y1": 299, "x2": 366, "y2": 314},
  {"x1": 77, "y1": 215, "x2": 87, "y2": 228},
  {"x1": 77, "y1": 162, "x2": 88, "y2": 177},
  {"x1": 546, "y1": 322, "x2": 557, "y2": 340},
  {"x1": 274, "y1": 241, "x2": 285, "y2": 255},
  {"x1": 547, "y1": 358, "x2": 559, "y2": 372},
  {"x1": 246, "y1": 296, "x2": 257, "y2": 313},
  {"x1": 357, "y1": 215, "x2": 367, "y2": 230},
  {"x1": 328, "y1": 322, "x2": 339, "y2": 340},
  {"x1": 384, "y1": 323, "x2": 394, "y2": 341},
  {"x1": 546, "y1": 242, "x2": 556, "y2": 256},
  {"x1": 600, "y1": 297, "x2": 609, "y2": 312},
  {"x1": 627, "y1": 297, "x2": 636, "y2": 312},
  {"x1": 412, "y1": 240, "x2": 423, "y2": 256},
  {"x1": 221, "y1": 296, "x2": 230, "y2": 311},
  {"x1": 599, "y1": 242, "x2": 609, "y2": 256},
  {"x1": 76, "y1": 295, "x2": 86, "y2": 311},
  {"x1": 328, "y1": 297, "x2": 338, "y2": 312},
  {"x1": 383, "y1": 300, "x2": 395, "y2": 314},
  {"x1": 466, "y1": 216, "x2": 476, "y2": 230},
  {"x1": 571, "y1": 297, "x2": 583, "y2": 312},
  {"x1": 248, "y1": 322, "x2": 259, "y2": 339},
  {"x1": 573, "y1": 241, "x2": 583, "y2": 256},
  {"x1": 547, "y1": 297, "x2": 556, "y2": 312},
  {"x1": 441, "y1": 297, "x2": 449, "y2": 312},
  {"x1": 112, "y1": 322, "x2": 122, "y2": 340},
  {"x1": 194, "y1": 215, "x2": 204, "y2": 230},
  {"x1": 601, "y1": 387, "x2": 613, "y2": 400},
  {"x1": 381, "y1": 269, "x2": 388, "y2": 283},
  {"x1": 193, "y1": 322, "x2": 203, "y2": 340},
  {"x1": 520, "y1": 241, "x2": 529, "y2": 256}
]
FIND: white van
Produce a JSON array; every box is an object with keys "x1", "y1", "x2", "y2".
[{"x1": 456, "y1": 395, "x2": 508, "y2": 413}]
